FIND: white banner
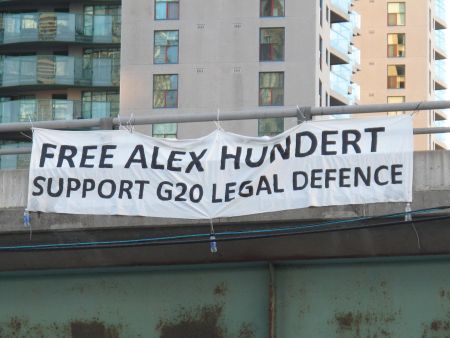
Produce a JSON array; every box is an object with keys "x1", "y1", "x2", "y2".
[{"x1": 27, "y1": 116, "x2": 413, "y2": 219}]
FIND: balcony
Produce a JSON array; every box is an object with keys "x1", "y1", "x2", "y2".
[
  {"x1": 0, "y1": 12, "x2": 121, "y2": 46},
  {"x1": 432, "y1": 119, "x2": 450, "y2": 148},
  {"x1": 435, "y1": 0, "x2": 447, "y2": 30},
  {"x1": 434, "y1": 30, "x2": 447, "y2": 60},
  {"x1": 330, "y1": 70, "x2": 351, "y2": 105},
  {"x1": 330, "y1": 26, "x2": 351, "y2": 65},
  {"x1": 434, "y1": 60, "x2": 447, "y2": 90},
  {"x1": 0, "y1": 55, "x2": 120, "y2": 92},
  {"x1": 0, "y1": 99, "x2": 118, "y2": 123},
  {"x1": 0, "y1": 12, "x2": 121, "y2": 47},
  {"x1": 330, "y1": 0, "x2": 351, "y2": 23}
]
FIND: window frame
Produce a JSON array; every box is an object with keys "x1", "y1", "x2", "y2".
[
  {"x1": 154, "y1": 30, "x2": 179, "y2": 64},
  {"x1": 260, "y1": 0, "x2": 285, "y2": 17},
  {"x1": 387, "y1": 33, "x2": 405, "y2": 58},
  {"x1": 155, "y1": 0, "x2": 180, "y2": 20},
  {"x1": 387, "y1": 64, "x2": 406, "y2": 89},
  {"x1": 152, "y1": 123, "x2": 177, "y2": 138},
  {"x1": 387, "y1": 2, "x2": 405, "y2": 26},
  {"x1": 258, "y1": 117, "x2": 284, "y2": 137},
  {"x1": 259, "y1": 71, "x2": 284, "y2": 106},
  {"x1": 153, "y1": 74, "x2": 179, "y2": 109},
  {"x1": 259, "y1": 27, "x2": 285, "y2": 62}
]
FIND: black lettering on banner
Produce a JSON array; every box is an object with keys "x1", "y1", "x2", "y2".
[
  {"x1": 168, "y1": 151, "x2": 186, "y2": 172},
  {"x1": 339, "y1": 168, "x2": 351, "y2": 187},
  {"x1": 221, "y1": 146, "x2": 242, "y2": 170},
  {"x1": 82, "y1": 179, "x2": 95, "y2": 198},
  {"x1": 355, "y1": 167, "x2": 371, "y2": 186},
  {"x1": 32, "y1": 176, "x2": 45, "y2": 196},
  {"x1": 245, "y1": 147, "x2": 267, "y2": 168},
  {"x1": 151, "y1": 146, "x2": 165, "y2": 170},
  {"x1": 186, "y1": 149, "x2": 207, "y2": 173},
  {"x1": 321, "y1": 130, "x2": 338, "y2": 155},
  {"x1": 57, "y1": 145, "x2": 77, "y2": 168},
  {"x1": 311, "y1": 169, "x2": 323, "y2": 188},
  {"x1": 295, "y1": 132, "x2": 317, "y2": 157},
  {"x1": 324, "y1": 169, "x2": 337, "y2": 188},
  {"x1": 66, "y1": 178, "x2": 81, "y2": 197},
  {"x1": 39, "y1": 143, "x2": 57, "y2": 167},
  {"x1": 239, "y1": 181, "x2": 253, "y2": 197},
  {"x1": 98, "y1": 179, "x2": 116, "y2": 198},
  {"x1": 135, "y1": 180, "x2": 150, "y2": 199},
  {"x1": 80, "y1": 146, "x2": 97, "y2": 168},
  {"x1": 293, "y1": 171, "x2": 308, "y2": 190},
  {"x1": 189, "y1": 184, "x2": 203, "y2": 203},
  {"x1": 342, "y1": 130, "x2": 361, "y2": 154},
  {"x1": 225, "y1": 182, "x2": 236, "y2": 202},
  {"x1": 273, "y1": 174, "x2": 284, "y2": 193},
  {"x1": 364, "y1": 127, "x2": 386, "y2": 152},
  {"x1": 48, "y1": 178, "x2": 63, "y2": 197},
  {"x1": 256, "y1": 176, "x2": 272, "y2": 195},
  {"x1": 270, "y1": 136, "x2": 290, "y2": 163},
  {"x1": 125, "y1": 145, "x2": 148, "y2": 168},
  {"x1": 174, "y1": 183, "x2": 187, "y2": 201},
  {"x1": 99, "y1": 145, "x2": 117, "y2": 168},
  {"x1": 212, "y1": 184, "x2": 222, "y2": 203},
  {"x1": 391, "y1": 164, "x2": 403, "y2": 184},
  {"x1": 157, "y1": 181, "x2": 172, "y2": 201},
  {"x1": 119, "y1": 180, "x2": 133, "y2": 199},
  {"x1": 374, "y1": 165, "x2": 389, "y2": 186}
]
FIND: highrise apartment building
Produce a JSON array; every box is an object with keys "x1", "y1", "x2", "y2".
[
  {"x1": 354, "y1": 0, "x2": 448, "y2": 150},
  {"x1": 120, "y1": 0, "x2": 360, "y2": 139},
  {"x1": 0, "y1": 0, "x2": 121, "y2": 168}
]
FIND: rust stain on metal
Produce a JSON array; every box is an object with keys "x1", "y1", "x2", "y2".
[
  {"x1": 238, "y1": 322, "x2": 255, "y2": 338},
  {"x1": 213, "y1": 282, "x2": 228, "y2": 296},
  {"x1": 334, "y1": 311, "x2": 397, "y2": 337},
  {"x1": 70, "y1": 320, "x2": 121, "y2": 338},
  {"x1": 8, "y1": 317, "x2": 22, "y2": 335},
  {"x1": 439, "y1": 288, "x2": 450, "y2": 300},
  {"x1": 156, "y1": 305, "x2": 224, "y2": 338}
]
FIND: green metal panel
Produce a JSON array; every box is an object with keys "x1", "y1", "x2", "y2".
[
  {"x1": 0, "y1": 265, "x2": 268, "y2": 337},
  {"x1": 276, "y1": 259, "x2": 450, "y2": 338},
  {"x1": 0, "y1": 258, "x2": 450, "y2": 337}
]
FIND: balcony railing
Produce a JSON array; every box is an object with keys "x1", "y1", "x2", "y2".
[
  {"x1": 0, "y1": 55, "x2": 120, "y2": 89},
  {"x1": 435, "y1": 29, "x2": 447, "y2": 54},
  {"x1": 0, "y1": 12, "x2": 121, "y2": 45},
  {"x1": 0, "y1": 99, "x2": 118, "y2": 123},
  {"x1": 434, "y1": 60, "x2": 447, "y2": 84},
  {"x1": 330, "y1": 0, "x2": 351, "y2": 14},
  {"x1": 435, "y1": 0, "x2": 447, "y2": 23},
  {"x1": 330, "y1": 27, "x2": 351, "y2": 57}
]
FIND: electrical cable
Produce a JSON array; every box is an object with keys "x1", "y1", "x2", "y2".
[{"x1": 0, "y1": 206, "x2": 448, "y2": 252}]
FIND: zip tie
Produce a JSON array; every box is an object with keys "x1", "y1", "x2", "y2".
[{"x1": 214, "y1": 108, "x2": 224, "y2": 131}]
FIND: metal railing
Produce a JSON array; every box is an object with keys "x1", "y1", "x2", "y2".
[
  {"x1": 0, "y1": 12, "x2": 121, "y2": 45},
  {"x1": 0, "y1": 101, "x2": 449, "y2": 157},
  {"x1": 0, "y1": 55, "x2": 120, "y2": 88}
]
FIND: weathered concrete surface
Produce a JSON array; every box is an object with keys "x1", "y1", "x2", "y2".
[{"x1": 0, "y1": 151, "x2": 449, "y2": 232}]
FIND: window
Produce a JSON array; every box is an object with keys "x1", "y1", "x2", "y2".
[
  {"x1": 387, "y1": 2, "x2": 405, "y2": 26},
  {"x1": 259, "y1": 72, "x2": 284, "y2": 106},
  {"x1": 387, "y1": 65, "x2": 405, "y2": 89},
  {"x1": 154, "y1": 30, "x2": 179, "y2": 64},
  {"x1": 260, "y1": 0, "x2": 284, "y2": 17},
  {"x1": 260, "y1": 28, "x2": 284, "y2": 61},
  {"x1": 387, "y1": 33, "x2": 405, "y2": 57},
  {"x1": 82, "y1": 91, "x2": 119, "y2": 118},
  {"x1": 153, "y1": 123, "x2": 177, "y2": 138},
  {"x1": 153, "y1": 74, "x2": 178, "y2": 108},
  {"x1": 258, "y1": 118, "x2": 284, "y2": 136},
  {"x1": 387, "y1": 96, "x2": 405, "y2": 116},
  {"x1": 155, "y1": 0, "x2": 179, "y2": 20}
]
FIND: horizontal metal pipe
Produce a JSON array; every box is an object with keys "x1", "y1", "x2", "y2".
[
  {"x1": 1, "y1": 127, "x2": 449, "y2": 156},
  {"x1": 0, "y1": 101, "x2": 448, "y2": 133}
]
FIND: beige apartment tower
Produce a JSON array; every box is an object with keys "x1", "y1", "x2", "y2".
[{"x1": 354, "y1": 0, "x2": 448, "y2": 150}]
